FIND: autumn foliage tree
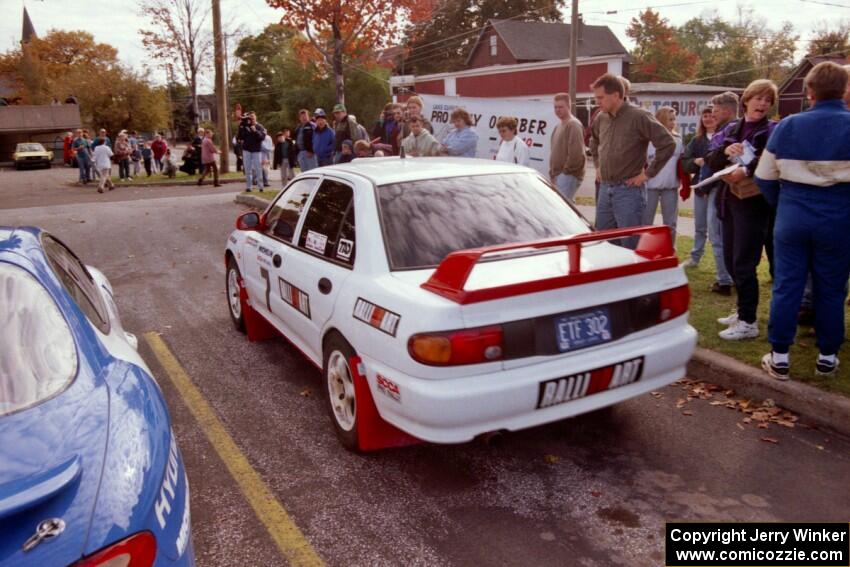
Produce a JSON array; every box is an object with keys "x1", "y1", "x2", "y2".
[
  {"x1": 266, "y1": 0, "x2": 432, "y2": 104},
  {"x1": 0, "y1": 30, "x2": 168, "y2": 134},
  {"x1": 627, "y1": 9, "x2": 697, "y2": 83},
  {"x1": 138, "y1": 0, "x2": 212, "y2": 128}
]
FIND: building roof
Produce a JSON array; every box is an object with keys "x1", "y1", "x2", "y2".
[
  {"x1": 0, "y1": 105, "x2": 81, "y2": 133},
  {"x1": 466, "y1": 19, "x2": 629, "y2": 66},
  {"x1": 630, "y1": 82, "x2": 744, "y2": 94},
  {"x1": 778, "y1": 54, "x2": 850, "y2": 93}
]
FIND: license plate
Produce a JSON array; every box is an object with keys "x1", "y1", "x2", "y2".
[
  {"x1": 554, "y1": 308, "x2": 612, "y2": 352},
  {"x1": 537, "y1": 357, "x2": 644, "y2": 409}
]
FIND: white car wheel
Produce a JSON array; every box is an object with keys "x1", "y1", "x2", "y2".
[
  {"x1": 327, "y1": 350, "x2": 356, "y2": 431},
  {"x1": 226, "y1": 258, "x2": 245, "y2": 332},
  {"x1": 323, "y1": 334, "x2": 359, "y2": 450}
]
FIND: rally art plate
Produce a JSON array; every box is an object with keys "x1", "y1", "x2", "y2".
[{"x1": 536, "y1": 357, "x2": 644, "y2": 409}]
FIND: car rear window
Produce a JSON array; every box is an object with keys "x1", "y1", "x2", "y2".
[
  {"x1": 377, "y1": 173, "x2": 591, "y2": 270},
  {"x1": 0, "y1": 263, "x2": 78, "y2": 417}
]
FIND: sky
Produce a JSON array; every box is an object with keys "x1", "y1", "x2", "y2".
[{"x1": 0, "y1": 0, "x2": 844, "y2": 93}]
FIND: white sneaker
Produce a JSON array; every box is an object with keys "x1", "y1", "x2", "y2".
[
  {"x1": 717, "y1": 310, "x2": 738, "y2": 326},
  {"x1": 680, "y1": 258, "x2": 699, "y2": 268},
  {"x1": 719, "y1": 320, "x2": 759, "y2": 340}
]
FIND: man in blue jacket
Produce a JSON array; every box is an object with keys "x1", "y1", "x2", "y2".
[
  {"x1": 312, "y1": 108, "x2": 335, "y2": 167},
  {"x1": 755, "y1": 61, "x2": 850, "y2": 379},
  {"x1": 237, "y1": 112, "x2": 267, "y2": 192}
]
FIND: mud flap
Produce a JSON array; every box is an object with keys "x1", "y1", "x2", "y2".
[
  {"x1": 240, "y1": 279, "x2": 279, "y2": 342},
  {"x1": 349, "y1": 356, "x2": 421, "y2": 452}
]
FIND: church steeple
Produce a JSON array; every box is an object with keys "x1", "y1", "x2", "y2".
[{"x1": 22, "y1": 7, "x2": 37, "y2": 44}]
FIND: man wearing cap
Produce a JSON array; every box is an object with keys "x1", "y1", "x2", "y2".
[
  {"x1": 332, "y1": 103, "x2": 361, "y2": 164},
  {"x1": 312, "y1": 108, "x2": 336, "y2": 167}
]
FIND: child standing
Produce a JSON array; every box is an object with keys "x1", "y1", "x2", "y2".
[
  {"x1": 130, "y1": 142, "x2": 142, "y2": 177},
  {"x1": 141, "y1": 141, "x2": 153, "y2": 177},
  {"x1": 92, "y1": 142, "x2": 115, "y2": 193}
]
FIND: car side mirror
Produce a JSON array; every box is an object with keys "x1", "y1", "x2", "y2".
[{"x1": 236, "y1": 212, "x2": 263, "y2": 231}]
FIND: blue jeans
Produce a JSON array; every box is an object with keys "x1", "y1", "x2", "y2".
[
  {"x1": 691, "y1": 187, "x2": 732, "y2": 284},
  {"x1": 644, "y1": 187, "x2": 679, "y2": 243},
  {"x1": 768, "y1": 191, "x2": 850, "y2": 355},
  {"x1": 554, "y1": 173, "x2": 580, "y2": 202},
  {"x1": 77, "y1": 153, "x2": 90, "y2": 182},
  {"x1": 595, "y1": 182, "x2": 646, "y2": 249},
  {"x1": 297, "y1": 151, "x2": 317, "y2": 172},
  {"x1": 243, "y1": 151, "x2": 262, "y2": 190}
]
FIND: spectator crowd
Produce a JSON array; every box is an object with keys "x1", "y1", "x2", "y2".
[{"x1": 58, "y1": 62, "x2": 850, "y2": 380}]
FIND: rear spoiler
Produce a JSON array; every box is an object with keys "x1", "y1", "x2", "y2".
[{"x1": 421, "y1": 225, "x2": 677, "y2": 304}]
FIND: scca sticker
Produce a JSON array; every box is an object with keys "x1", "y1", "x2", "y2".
[
  {"x1": 279, "y1": 277, "x2": 311, "y2": 318},
  {"x1": 376, "y1": 374, "x2": 401, "y2": 403},
  {"x1": 353, "y1": 298, "x2": 400, "y2": 336}
]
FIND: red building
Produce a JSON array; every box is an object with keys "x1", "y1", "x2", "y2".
[{"x1": 778, "y1": 55, "x2": 849, "y2": 117}]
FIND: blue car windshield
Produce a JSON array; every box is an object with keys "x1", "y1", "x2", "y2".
[
  {"x1": 376, "y1": 172, "x2": 591, "y2": 270},
  {"x1": 0, "y1": 263, "x2": 78, "y2": 416}
]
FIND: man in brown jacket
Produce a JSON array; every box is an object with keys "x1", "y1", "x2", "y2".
[
  {"x1": 590, "y1": 73, "x2": 676, "y2": 248},
  {"x1": 549, "y1": 92, "x2": 586, "y2": 202}
]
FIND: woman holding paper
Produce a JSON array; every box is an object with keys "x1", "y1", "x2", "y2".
[{"x1": 705, "y1": 79, "x2": 779, "y2": 342}]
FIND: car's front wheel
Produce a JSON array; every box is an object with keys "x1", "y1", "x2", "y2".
[
  {"x1": 226, "y1": 256, "x2": 246, "y2": 333},
  {"x1": 323, "y1": 333, "x2": 359, "y2": 451}
]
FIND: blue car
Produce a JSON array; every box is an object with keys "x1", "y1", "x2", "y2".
[{"x1": 0, "y1": 227, "x2": 194, "y2": 567}]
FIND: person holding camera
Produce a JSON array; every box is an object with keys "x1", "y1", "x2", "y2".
[{"x1": 237, "y1": 111, "x2": 267, "y2": 192}]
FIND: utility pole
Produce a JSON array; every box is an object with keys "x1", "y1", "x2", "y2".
[
  {"x1": 569, "y1": 0, "x2": 579, "y2": 111},
  {"x1": 166, "y1": 64, "x2": 175, "y2": 141},
  {"x1": 212, "y1": 0, "x2": 230, "y2": 173}
]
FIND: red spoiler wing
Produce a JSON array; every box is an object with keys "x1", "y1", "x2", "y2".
[{"x1": 420, "y1": 225, "x2": 677, "y2": 304}]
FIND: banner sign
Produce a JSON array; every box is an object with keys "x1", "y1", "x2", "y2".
[
  {"x1": 420, "y1": 94, "x2": 558, "y2": 178},
  {"x1": 630, "y1": 94, "x2": 714, "y2": 138}
]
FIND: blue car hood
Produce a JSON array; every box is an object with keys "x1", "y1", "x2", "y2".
[{"x1": 0, "y1": 367, "x2": 110, "y2": 567}]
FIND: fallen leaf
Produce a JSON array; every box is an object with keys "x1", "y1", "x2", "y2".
[
  {"x1": 816, "y1": 445, "x2": 824, "y2": 450},
  {"x1": 724, "y1": 389, "x2": 735, "y2": 396},
  {"x1": 128, "y1": 254, "x2": 135, "y2": 259},
  {"x1": 299, "y1": 388, "x2": 312, "y2": 397},
  {"x1": 544, "y1": 454, "x2": 560, "y2": 464},
  {"x1": 709, "y1": 400, "x2": 726, "y2": 406},
  {"x1": 761, "y1": 437, "x2": 779, "y2": 444},
  {"x1": 682, "y1": 410, "x2": 693, "y2": 416},
  {"x1": 743, "y1": 417, "x2": 752, "y2": 424},
  {"x1": 590, "y1": 490, "x2": 602, "y2": 497},
  {"x1": 776, "y1": 420, "x2": 795, "y2": 428},
  {"x1": 650, "y1": 391, "x2": 663, "y2": 398},
  {"x1": 676, "y1": 398, "x2": 687, "y2": 408},
  {"x1": 736, "y1": 423, "x2": 745, "y2": 430},
  {"x1": 763, "y1": 398, "x2": 776, "y2": 408},
  {"x1": 757, "y1": 423, "x2": 769, "y2": 429}
]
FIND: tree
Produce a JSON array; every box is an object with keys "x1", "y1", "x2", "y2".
[
  {"x1": 627, "y1": 9, "x2": 697, "y2": 83},
  {"x1": 400, "y1": 0, "x2": 564, "y2": 75},
  {"x1": 266, "y1": 0, "x2": 428, "y2": 104},
  {"x1": 676, "y1": 11, "x2": 798, "y2": 87},
  {"x1": 808, "y1": 20, "x2": 850, "y2": 57},
  {"x1": 138, "y1": 0, "x2": 212, "y2": 128},
  {"x1": 0, "y1": 30, "x2": 168, "y2": 134},
  {"x1": 229, "y1": 24, "x2": 389, "y2": 134}
]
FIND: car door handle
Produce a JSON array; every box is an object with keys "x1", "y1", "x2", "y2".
[
  {"x1": 318, "y1": 277, "x2": 332, "y2": 295},
  {"x1": 273, "y1": 254, "x2": 282, "y2": 268}
]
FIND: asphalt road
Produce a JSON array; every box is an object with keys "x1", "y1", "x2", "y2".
[{"x1": 1, "y1": 184, "x2": 848, "y2": 567}]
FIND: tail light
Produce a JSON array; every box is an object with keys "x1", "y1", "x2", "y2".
[
  {"x1": 658, "y1": 285, "x2": 690, "y2": 322},
  {"x1": 72, "y1": 532, "x2": 156, "y2": 567},
  {"x1": 409, "y1": 325, "x2": 504, "y2": 366}
]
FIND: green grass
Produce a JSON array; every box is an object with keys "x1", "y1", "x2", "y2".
[
  {"x1": 575, "y1": 196, "x2": 695, "y2": 218},
  {"x1": 678, "y1": 235, "x2": 850, "y2": 396},
  {"x1": 242, "y1": 189, "x2": 280, "y2": 201}
]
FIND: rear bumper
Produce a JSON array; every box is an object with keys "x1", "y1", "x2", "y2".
[{"x1": 361, "y1": 321, "x2": 697, "y2": 444}]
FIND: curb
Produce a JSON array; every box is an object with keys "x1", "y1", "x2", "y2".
[
  {"x1": 234, "y1": 194, "x2": 271, "y2": 209},
  {"x1": 688, "y1": 347, "x2": 850, "y2": 438},
  {"x1": 232, "y1": 188, "x2": 850, "y2": 438}
]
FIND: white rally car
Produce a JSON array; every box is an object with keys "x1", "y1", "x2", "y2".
[{"x1": 225, "y1": 157, "x2": 697, "y2": 451}]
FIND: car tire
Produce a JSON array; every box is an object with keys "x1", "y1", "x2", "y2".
[
  {"x1": 323, "y1": 333, "x2": 359, "y2": 451},
  {"x1": 226, "y1": 256, "x2": 246, "y2": 333}
]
